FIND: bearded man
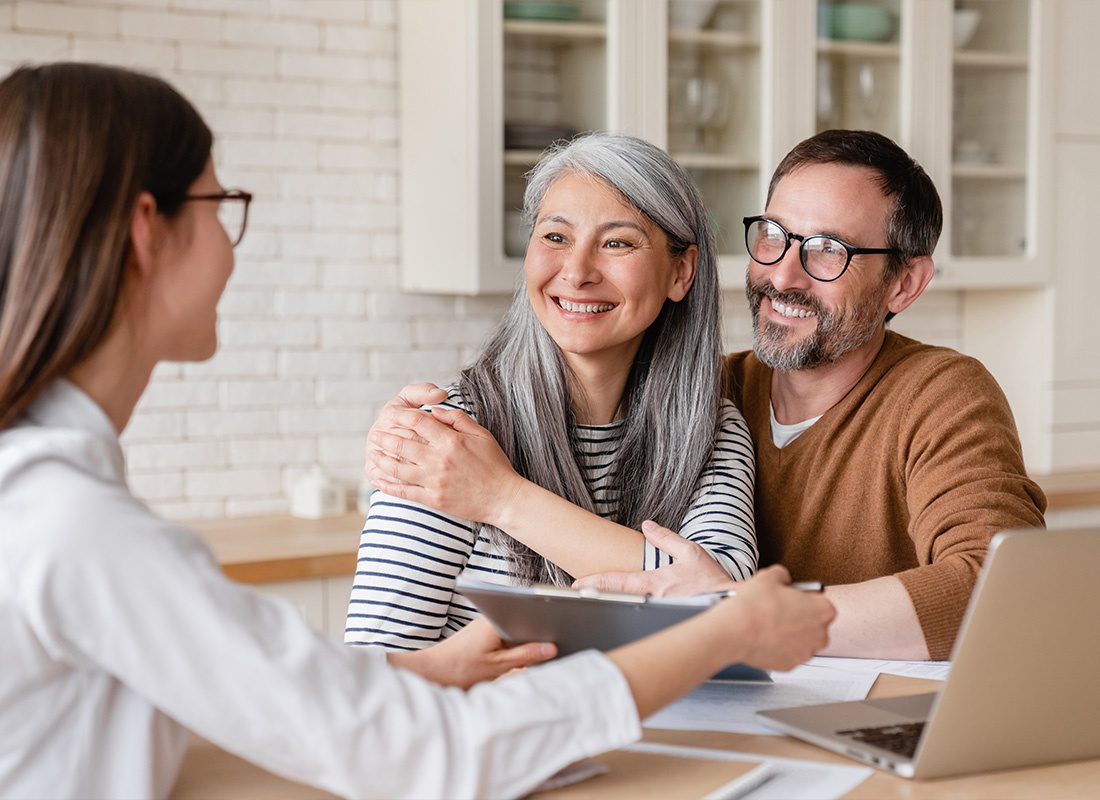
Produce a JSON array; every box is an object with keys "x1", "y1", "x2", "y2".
[{"x1": 578, "y1": 130, "x2": 1046, "y2": 661}]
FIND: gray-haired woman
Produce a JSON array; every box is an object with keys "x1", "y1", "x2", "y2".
[{"x1": 347, "y1": 132, "x2": 757, "y2": 650}]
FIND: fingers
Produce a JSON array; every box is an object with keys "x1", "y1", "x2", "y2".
[
  {"x1": 754, "y1": 563, "x2": 792, "y2": 585},
  {"x1": 389, "y1": 408, "x2": 457, "y2": 445},
  {"x1": 640, "y1": 520, "x2": 706, "y2": 562},
  {"x1": 573, "y1": 571, "x2": 654, "y2": 595},
  {"x1": 368, "y1": 450, "x2": 423, "y2": 486},
  {"x1": 397, "y1": 383, "x2": 447, "y2": 409},
  {"x1": 431, "y1": 406, "x2": 484, "y2": 435},
  {"x1": 368, "y1": 429, "x2": 428, "y2": 464},
  {"x1": 492, "y1": 641, "x2": 557, "y2": 670}
]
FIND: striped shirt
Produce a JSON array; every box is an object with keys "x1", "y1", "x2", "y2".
[{"x1": 346, "y1": 390, "x2": 757, "y2": 651}]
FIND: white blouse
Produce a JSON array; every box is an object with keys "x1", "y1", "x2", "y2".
[{"x1": 0, "y1": 381, "x2": 640, "y2": 799}]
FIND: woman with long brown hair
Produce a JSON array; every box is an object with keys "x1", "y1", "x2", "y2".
[{"x1": 0, "y1": 62, "x2": 833, "y2": 799}]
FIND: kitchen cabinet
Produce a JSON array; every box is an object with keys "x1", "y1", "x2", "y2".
[{"x1": 399, "y1": 0, "x2": 1055, "y2": 293}]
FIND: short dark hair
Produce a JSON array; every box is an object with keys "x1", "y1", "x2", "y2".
[{"x1": 767, "y1": 129, "x2": 942, "y2": 287}]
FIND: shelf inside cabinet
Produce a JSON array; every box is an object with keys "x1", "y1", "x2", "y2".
[
  {"x1": 504, "y1": 149, "x2": 545, "y2": 166},
  {"x1": 816, "y1": 39, "x2": 900, "y2": 60},
  {"x1": 953, "y1": 50, "x2": 1028, "y2": 69},
  {"x1": 952, "y1": 163, "x2": 1027, "y2": 180},
  {"x1": 672, "y1": 153, "x2": 758, "y2": 170},
  {"x1": 669, "y1": 29, "x2": 758, "y2": 51},
  {"x1": 503, "y1": 19, "x2": 606, "y2": 44}
]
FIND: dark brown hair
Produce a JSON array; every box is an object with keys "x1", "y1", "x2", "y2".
[
  {"x1": 767, "y1": 129, "x2": 943, "y2": 286},
  {"x1": 0, "y1": 62, "x2": 212, "y2": 429}
]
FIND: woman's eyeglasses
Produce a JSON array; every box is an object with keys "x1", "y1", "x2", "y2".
[{"x1": 184, "y1": 189, "x2": 253, "y2": 248}]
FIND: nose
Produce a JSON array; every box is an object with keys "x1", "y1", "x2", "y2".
[
  {"x1": 558, "y1": 243, "x2": 601, "y2": 289},
  {"x1": 764, "y1": 241, "x2": 812, "y2": 294}
]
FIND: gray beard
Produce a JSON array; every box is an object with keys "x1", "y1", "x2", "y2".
[{"x1": 745, "y1": 276, "x2": 886, "y2": 371}]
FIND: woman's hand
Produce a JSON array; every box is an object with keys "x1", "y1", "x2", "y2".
[
  {"x1": 711, "y1": 565, "x2": 836, "y2": 671},
  {"x1": 367, "y1": 404, "x2": 528, "y2": 526},
  {"x1": 573, "y1": 520, "x2": 736, "y2": 596},
  {"x1": 387, "y1": 619, "x2": 557, "y2": 689}
]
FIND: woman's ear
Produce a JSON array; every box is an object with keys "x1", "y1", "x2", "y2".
[
  {"x1": 127, "y1": 191, "x2": 160, "y2": 280},
  {"x1": 667, "y1": 244, "x2": 698, "y2": 302}
]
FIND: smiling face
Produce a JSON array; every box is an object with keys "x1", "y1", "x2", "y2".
[
  {"x1": 525, "y1": 172, "x2": 695, "y2": 376},
  {"x1": 745, "y1": 162, "x2": 895, "y2": 372}
]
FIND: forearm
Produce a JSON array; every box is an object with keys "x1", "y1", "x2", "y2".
[
  {"x1": 494, "y1": 479, "x2": 645, "y2": 577},
  {"x1": 819, "y1": 576, "x2": 931, "y2": 660},
  {"x1": 607, "y1": 607, "x2": 743, "y2": 719}
]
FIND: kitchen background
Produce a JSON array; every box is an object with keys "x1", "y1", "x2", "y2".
[{"x1": 1, "y1": 0, "x2": 1097, "y2": 524}]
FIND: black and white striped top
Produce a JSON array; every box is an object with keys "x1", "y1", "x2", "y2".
[{"x1": 346, "y1": 390, "x2": 757, "y2": 651}]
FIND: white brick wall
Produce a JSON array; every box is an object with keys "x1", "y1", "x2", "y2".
[{"x1": 0, "y1": 0, "x2": 974, "y2": 521}]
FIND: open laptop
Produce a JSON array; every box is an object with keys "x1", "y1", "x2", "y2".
[{"x1": 758, "y1": 529, "x2": 1100, "y2": 779}]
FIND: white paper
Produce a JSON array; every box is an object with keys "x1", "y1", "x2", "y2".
[
  {"x1": 806, "y1": 656, "x2": 951, "y2": 681},
  {"x1": 643, "y1": 665, "x2": 878, "y2": 736},
  {"x1": 625, "y1": 741, "x2": 872, "y2": 800}
]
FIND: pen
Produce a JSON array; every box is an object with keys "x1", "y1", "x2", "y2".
[{"x1": 714, "y1": 581, "x2": 824, "y2": 599}]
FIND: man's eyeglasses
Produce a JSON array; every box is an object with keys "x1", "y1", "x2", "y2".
[
  {"x1": 743, "y1": 215, "x2": 899, "y2": 282},
  {"x1": 185, "y1": 189, "x2": 253, "y2": 248}
]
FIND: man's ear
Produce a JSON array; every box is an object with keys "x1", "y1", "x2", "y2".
[
  {"x1": 128, "y1": 191, "x2": 160, "y2": 280},
  {"x1": 668, "y1": 244, "x2": 698, "y2": 302},
  {"x1": 886, "y1": 256, "x2": 935, "y2": 316}
]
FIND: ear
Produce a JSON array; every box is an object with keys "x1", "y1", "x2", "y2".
[
  {"x1": 667, "y1": 244, "x2": 698, "y2": 302},
  {"x1": 127, "y1": 191, "x2": 161, "y2": 280},
  {"x1": 885, "y1": 255, "x2": 935, "y2": 316}
]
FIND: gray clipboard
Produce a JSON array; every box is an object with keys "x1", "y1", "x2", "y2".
[{"x1": 456, "y1": 576, "x2": 771, "y2": 682}]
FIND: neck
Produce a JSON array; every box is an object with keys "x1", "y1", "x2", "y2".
[
  {"x1": 67, "y1": 323, "x2": 156, "y2": 435},
  {"x1": 770, "y1": 328, "x2": 888, "y2": 424},
  {"x1": 564, "y1": 350, "x2": 636, "y2": 425}
]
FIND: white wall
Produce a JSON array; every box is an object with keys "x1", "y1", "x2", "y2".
[{"x1": 1, "y1": 0, "x2": 972, "y2": 520}]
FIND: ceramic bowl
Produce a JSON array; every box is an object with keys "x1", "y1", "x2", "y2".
[
  {"x1": 668, "y1": 0, "x2": 719, "y2": 31},
  {"x1": 953, "y1": 9, "x2": 981, "y2": 48},
  {"x1": 829, "y1": 3, "x2": 894, "y2": 42}
]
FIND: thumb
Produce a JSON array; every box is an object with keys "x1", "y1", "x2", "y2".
[
  {"x1": 640, "y1": 519, "x2": 697, "y2": 560},
  {"x1": 494, "y1": 641, "x2": 557, "y2": 669},
  {"x1": 432, "y1": 407, "x2": 483, "y2": 435},
  {"x1": 398, "y1": 382, "x2": 447, "y2": 409}
]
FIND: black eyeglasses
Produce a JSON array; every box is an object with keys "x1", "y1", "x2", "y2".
[
  {"x1": 184, "y1": 189, "x2": 253, "y2": 248},
  {"x1": 743, "y1": 216, "x2": 899, "y2": 282}
]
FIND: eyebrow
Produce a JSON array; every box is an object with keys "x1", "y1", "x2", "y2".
[{"x1": 536, "y1": 214, "x2": 651, "y2": 237}]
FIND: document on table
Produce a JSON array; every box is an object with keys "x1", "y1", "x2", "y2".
[
  {"x1": 624, "y1": 741, "x2": 873, "y2": 800},
  {"x1": 806, "y1": 656, "x2": 952, "y2": 681},
  {"x1": 643, "y1": 664, "x2": 878, "y2": 736}
]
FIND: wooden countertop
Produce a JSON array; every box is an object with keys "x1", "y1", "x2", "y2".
[
  {"x1": 186, "y1": 470, "x2": 1100, "y2": 586},
  {"x1": 171, "y1": 672, "x2": 1100, "y2": 799},
  {"x1": 188, "y1": 512, "x2": 361, "y2": 584}
]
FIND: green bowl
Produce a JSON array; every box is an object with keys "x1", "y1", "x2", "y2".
[{"x1": 830, "y1": 3, "x2": 894, "y2": 41}]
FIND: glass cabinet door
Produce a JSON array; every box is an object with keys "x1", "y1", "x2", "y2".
[
  {"x1": 667, "y1": 0, "x2": 762, "y2": 261},
  {"x1": 950, "y1": 0, "x2": 1031, "y2": 259},
  {"x1": 815, "y1": 0, "x2": 902, "y2": 142},
  {"x1": 501, "y1": 0, "x2": 609, "y2": 259}
]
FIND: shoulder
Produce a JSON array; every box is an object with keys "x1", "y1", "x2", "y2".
[
  {"x1": 0, "y1": 433, "x2": 211, "y2": 588},
  {"x1": 426, "y1": 384, "x2": 472, "y2": 416},
  {"x1": 716, "y1": 398, "x2": 751, "y2": 440},
  {"x1": 879, "y1": 333, "x2": 1005, "y2": 408}
]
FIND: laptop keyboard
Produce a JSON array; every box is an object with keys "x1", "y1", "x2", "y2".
[{"x1": 836, "y1": 721, "x2": 926, "y2": 759}]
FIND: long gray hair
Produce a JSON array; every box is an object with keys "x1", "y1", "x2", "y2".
[{"x1": 458, "y1": 132, "x2": 722, "y2": 585}]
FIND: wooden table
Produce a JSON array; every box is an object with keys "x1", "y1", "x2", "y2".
[{"x1": 171, "y1": 672, "x2": 1100, "y2": 799}]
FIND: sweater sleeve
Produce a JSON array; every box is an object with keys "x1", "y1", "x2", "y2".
[
  {"x1": 895, "y1": 354, "x2": 1046, "y2": 659},
  {"x1": 645, "y1": 400, "x2": 759, "y2": 579}
]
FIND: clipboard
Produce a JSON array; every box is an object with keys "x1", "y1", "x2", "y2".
[{"x1": 456, "y1": 576, "x2": 771, "y2": 682}]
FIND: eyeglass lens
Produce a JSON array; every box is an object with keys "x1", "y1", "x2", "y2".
[
  {"x1": 216, "y1": 199, "x2": 247, "y2": 247},
  {"x1": 746, "y1": 219, "x2": 849, "y2": 281}
]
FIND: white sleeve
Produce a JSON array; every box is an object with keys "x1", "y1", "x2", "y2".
[
  {"x1": 643, "y1": 400, "x2": 758, "y2": 579},
  {"x1": 13, "y1": 466, "x2": 641, "y2": 799}
]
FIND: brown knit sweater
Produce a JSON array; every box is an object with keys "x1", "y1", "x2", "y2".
[{"x1": 724, "y1": 331, "x2": 1047, "y2": 660}]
